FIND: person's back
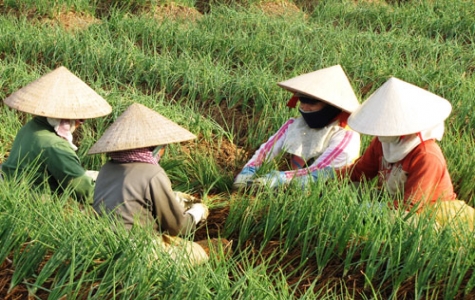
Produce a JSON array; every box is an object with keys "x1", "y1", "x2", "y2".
[
  {"x1": 93, "y1": 161, "x2": 195, "y2": 236},
  {"x1": 3, "y1": 117, "x2": 82, "y2": 189},
  {"x1": 89, "y1": 103, "x2": 210, "y2": 265}
]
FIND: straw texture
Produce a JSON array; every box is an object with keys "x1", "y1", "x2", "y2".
[
  {"x1": 277, "y1": 65, "x2": 360, "y2": 113},
  {"x1": 3, "y1": 66, "x2": 112, "y2": 119},
  {"x1": 348, "y1": 77, "x2": 452, "y2": 136},
  {"x1": 88, "y1": 103, "x2": 197, "y2": 154}
]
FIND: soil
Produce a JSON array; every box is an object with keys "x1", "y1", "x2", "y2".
[
  {"x1": 42, "y1": 11, "x2": 101, "y2": 31},
  {"x1": 150, "y1": 3, "x2": 203, "y2": 23},
  {"x1": 256, "y1": 1, "x2": 304, "y2": 18}
]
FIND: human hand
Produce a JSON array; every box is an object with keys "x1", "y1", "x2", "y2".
[
  {"x1": 233, "y1": 166, "x2": 257, "y2": 189},
  {"x1": 175, "y1": 192, "x2": 201, "y2": 210},
  {"x1": 85, "y1": 170, "x2": 99, "y2": 181},
  {"x1": 186, "y1": 203, "x2": 210, "y2": 225},
  {"x1": 290, "y1": 167, "x2": 335, "y2": 189},
  {"x1": 310, "y1": 167, "x2": 334, "y2": 181},
  {"x1": 252, "y1": 170, "x2": 287, "y2": 188}
]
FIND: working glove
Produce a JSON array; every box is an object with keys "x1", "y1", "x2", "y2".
[
  {"x1": 251, "y1": 167, "x2": 334, "y2": 189},
  {"x1": 175, "y1": 192, "x2": 201, "y2": 210},
  {"x1": 291, "y1": 167, "x2": 335, "y2": 188},
  {"x1": 310, "y1": 167, "x2": 334, "y2": 181},
  {"x1": 186, "y1": 203, "x2": 210, "y2": 225},
  {"x1": 252, "y1": 170, "x2": 288, "y2": 188},
  {"x1": 232, "y1": 166, "x2": 257, "y2": 189},
  {"x1": 85, "y1": 170, "x2": 99, "y2": 181}
]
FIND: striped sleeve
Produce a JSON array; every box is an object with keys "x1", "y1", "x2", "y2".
[{"x1": 245, "y1": 119, "x2": 295, "y2": 168}]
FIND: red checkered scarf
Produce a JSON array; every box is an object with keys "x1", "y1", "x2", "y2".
[{"x1": 108, "y1": 147, "x2": 158, "y2": 165}]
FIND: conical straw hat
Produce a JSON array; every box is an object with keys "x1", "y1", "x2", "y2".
[
  {"x1": 348, "y1": 77, "x2": 452, "y2": 136},
  {"x1": 277, "y1": 65, "x2": 360, "y2": 113},
  {"x1": 3, "y1": 66, "x2": 112, "y2": 119},
  {"x1": 88, "y1": 103, "x2": 197, "y2": 154}
]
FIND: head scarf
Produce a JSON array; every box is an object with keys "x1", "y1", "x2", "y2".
[
  {"x1": 108, "y1": 147, "x2": 159, "y2": 165},
  {"x1": 380, "y1": 123, "x2": 445, "y2": 163},
  {"x1": 47, "y1": 118, "x2": 82, "y2": 151}
]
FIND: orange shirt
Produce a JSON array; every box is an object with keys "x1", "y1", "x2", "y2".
[{"x1": 338, "y1": 138, "x2": 456, "y2": 211}]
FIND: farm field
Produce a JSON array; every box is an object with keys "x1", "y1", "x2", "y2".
[{"x1": 1, "y1": 0, "x2": 475, "y2": 299}]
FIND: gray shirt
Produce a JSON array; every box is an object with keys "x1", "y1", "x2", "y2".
[{"x1": 93, "y1": 161, "x2": 195, "y2": 236}]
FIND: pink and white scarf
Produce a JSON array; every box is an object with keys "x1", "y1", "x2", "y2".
[
  {"x1": 380, "y1": 123, "x2": 445, "y2": 163},
  {"x1": 47, "y1": 118, "x2": 80, "y2": 151},
  {"x1": 109, "y1": 147, "x2": 159, "y2": 165}
]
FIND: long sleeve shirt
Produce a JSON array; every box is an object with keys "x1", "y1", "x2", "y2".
[
  {"x1": 93, "y1": 161, "x2": 195, "y2": 236},
  {"x1": 244, "y1": 117, "x2": 360, "y2": 183},
  {"x1": 338, "y1": 137, "x2": 456, "y2": 211},
  {"x1": 1, "y1": 117, "x2": 93, "y2": 201}
]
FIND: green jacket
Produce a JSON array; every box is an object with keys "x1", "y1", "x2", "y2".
[{"x1": 2, "y1": 117, "x2": 94, "y2": 202}]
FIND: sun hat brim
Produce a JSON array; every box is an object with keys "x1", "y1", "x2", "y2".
[
  {"x1": 277, "y1": 65, "x2": 360, "y2": 113},
  {"x1": 348, "y1": 77, "x2": 452, "y2": 136},
  {"x1": 3, "y1": 66, "x2": 112, "y2": 119},
  {"x1": 88, "y1": 103, "x2": 197, "y2": 154}
]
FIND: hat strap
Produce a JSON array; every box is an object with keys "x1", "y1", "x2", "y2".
[
  {"x1": 286, "y1": 94, "x2": 299, "y2": 108},
  {"x1": 338, "y1": 112, "x2": 350, "y2": 128},
  {"x1": 417, "y1": 132, "x2": 426, "y2": 152}
]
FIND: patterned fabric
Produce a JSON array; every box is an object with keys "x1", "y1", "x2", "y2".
[
  {"x1": 109, "y1": 147, "x2": 158, "y2": 165},
  {"x1": 380, "y1": 123, "x2": 445, "y2": 163},
  {"x1": 47, "y1": 118, "x2": 81, "y2": 151},
  {"x1": 242, "y1": 112, "x2": 360, "y2": 184}
]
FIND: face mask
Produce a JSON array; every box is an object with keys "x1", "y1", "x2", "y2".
[
  {"x1": 47, "y1": 118, "x2": 78, "y2": 150},
  {"x1": 378, "y1": 136, "x2": 400, "y2": 143},
  {"x1": 299, "y1": 105, "x2": 342, "y2": 129}
]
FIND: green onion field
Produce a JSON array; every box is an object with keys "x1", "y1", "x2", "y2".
[{"x1": 1, "y1": 0, "x2": 475, "y2": 298}]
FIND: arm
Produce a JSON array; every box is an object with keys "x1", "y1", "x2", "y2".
[
  {"x1": 336, "y1": 137, "x2": 381, "y2": 182},
  {"x1": 148, "y1": 174, "x2": 196, "y2": 236},
  {"x1": 234, "y1": 119, "x2": 294, "y2": 188},
  {"x1": 399, "y1": 146, "x2": 454, "y2": 210},
  {"x1": 45, "y1": 143, "x2": 94, "y2": 202},
  {"x1": 244, "y1": 119, "x2": 295, "y2": 168}
]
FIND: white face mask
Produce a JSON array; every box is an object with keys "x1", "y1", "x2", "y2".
[{"x1": 378, "y1": 136, "x2": 400, "y2": 143}]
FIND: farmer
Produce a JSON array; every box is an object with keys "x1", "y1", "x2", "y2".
[
  {"x1": 89, "y1": 103, "x2": 210, "y2": 265},
  {"x1": 334, "y1": 77, "x2": 474, "y2": 229},
  {"x1": 233, "y1": 65, "x2": 361, "y2": 189},
  {"x1": 1, "y1": 66, "x2": 112, "y2": 202}
]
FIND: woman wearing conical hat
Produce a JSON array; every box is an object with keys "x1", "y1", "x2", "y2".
[
  {"x1": 233, "y1": 65, "x2": 361, "y2": 189},
  {"x1": 1, "y1": 66, "x2": 112, "y2": 202},
  {"x1": 89, "y1": 103, "x2": 210, "y2": 265},
  {"x1": 334, "y1": 77, "x2": 474, "y2": 229}
]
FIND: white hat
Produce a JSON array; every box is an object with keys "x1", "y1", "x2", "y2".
[
  {"x1": 277, "y1": 64, "x2": 360, "y2": 113},
  {"x1": 3, "y1": 66, "x2": 112, "y2": 119},
  {"x1": 348, "y1": 77, "x2": 452, "y2": 136},
  {"x1": 88, "y1": 103, "x2": 197, "y2": 154}
]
